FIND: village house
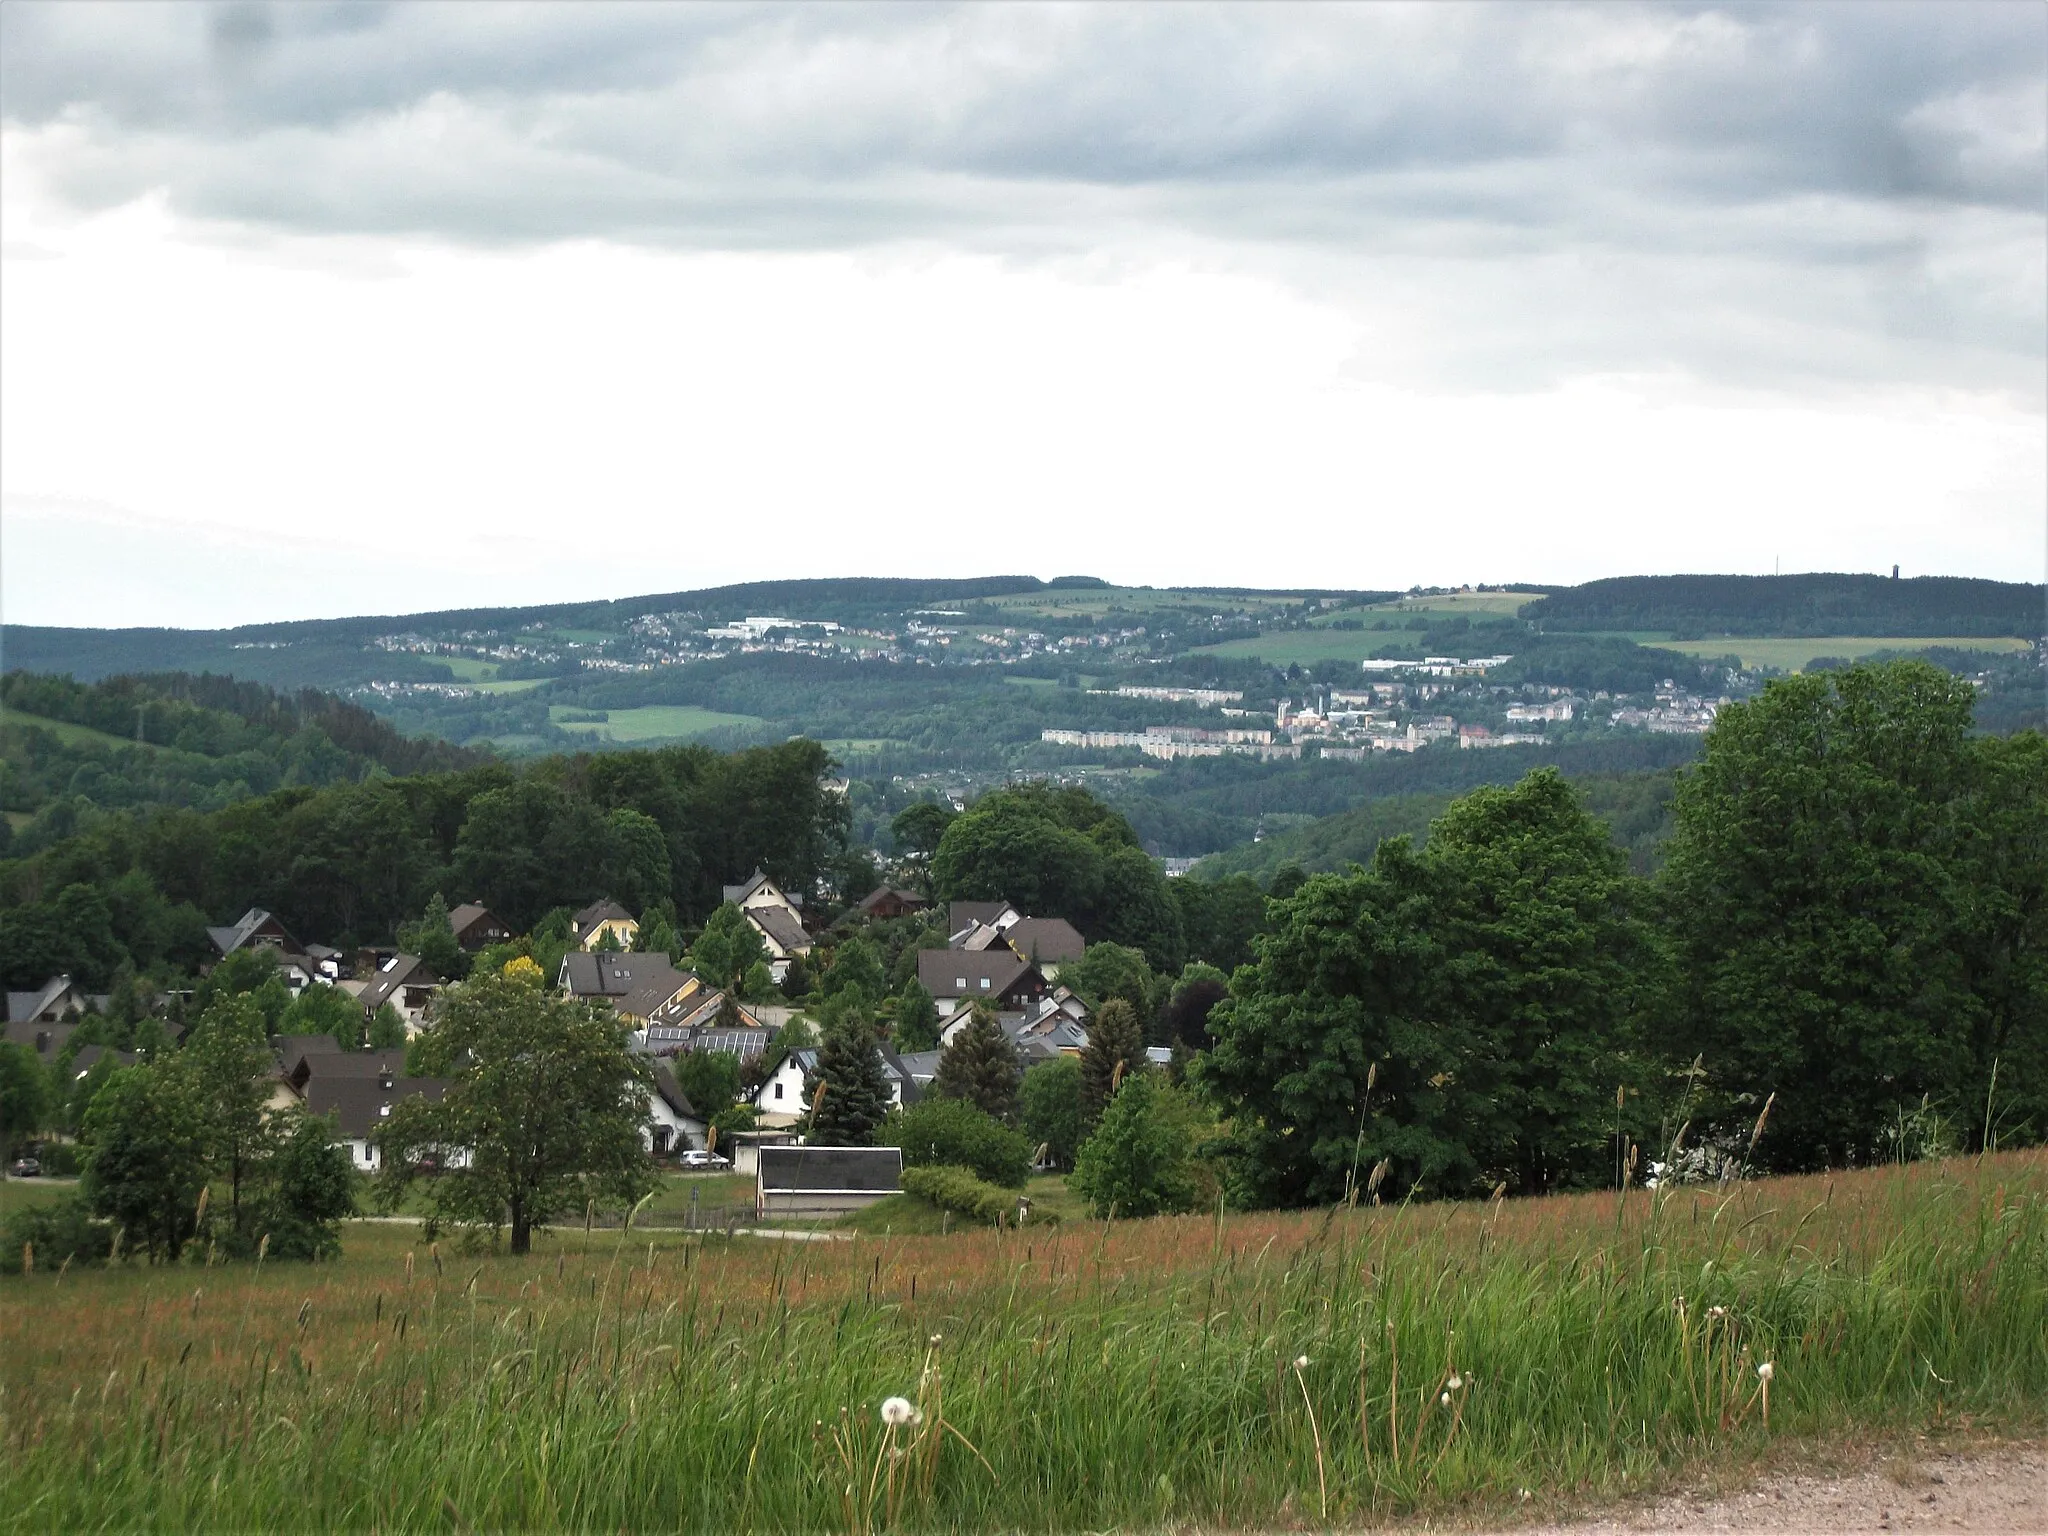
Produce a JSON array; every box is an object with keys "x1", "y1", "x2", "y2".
[
  {"x1": 445, "y1": 903, "x2": 512, "y2": 951},
  {"x1": 645, "y1": 1062, "x2": 708, "y2": 1156},
  {"x1": 5, "y1": 974, "x2": 97, "y2": 1028},
  {"x1": 917, "y1": 947, "x2": 1049, "y2": 1019},
  {"x1": 205, "y1": 907, "x2": 343, "y2": 992},
  {"x1": 854, "y1": 885, "x2": 928, "y2": 921},
  {"x1": 558, "y1": 951, "x2": 699, "y2": 1025},
  {"x1": 724, "y1": 870, "x2": 814, "y2": 981},
  {"x1": 356, "y1": 954, "x2": 442, "y2": 1034},
  {"x1": 302, "y1": 1067, "x2": 453, "y2": 1172},
  {"x1": 753, "y1": 1044, "x2": 921, "y2": 1126},
  {"x1": 570, "y1": 899, "x2": 640, "y2": 951}
]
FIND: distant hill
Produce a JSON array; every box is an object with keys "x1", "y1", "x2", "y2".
[
  {"x1": 0, "y1": 575, "x2": 1064, "y2": 683},
  {"x1": 1521, "y1": 574, "x2": 2045, "y2": 638}
]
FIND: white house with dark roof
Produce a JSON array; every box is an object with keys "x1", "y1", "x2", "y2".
[
  {"x1": 303, "y1": 1068, "x2": 455, "y2": 1171},
  {"x1": 356, "y1": 955, "x2": 442, "y2": 1034},
  {"x1": 915, "y1": 948, "x2": 1048, "y2": 1018}
]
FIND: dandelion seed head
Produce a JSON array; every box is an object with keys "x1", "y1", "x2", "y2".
[
  {"x1": 929, "y1": 1334, "x2": 942, "y2": 1345},
  {"x1": 1708, "y1": 1305, "x2": 1728, "y2": 1320},
  {"x1": 1757, "y1": 1361, "x2": 1774, "y2": 1381},
  {"x1": 880, "y1": 1396, "x2": 921, "y2": 1427},
  {"x1": 1294, "y1": 1355, "x2": 1310, "y2": 1370},
  {"x1": 1448, "y1": 1374, "x2": 1464, "y2": 1391},
  {"x1": 1440, "y1": 1391, "x2": 1451, "y2": 1405}
]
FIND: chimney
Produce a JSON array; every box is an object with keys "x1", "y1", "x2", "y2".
[{"x1": 1892, "y1": 564, "x2": 1899, "y2": 579}]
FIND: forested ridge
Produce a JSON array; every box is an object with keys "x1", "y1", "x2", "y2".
[{"x1": 1522, "y1": 573, "x2": 2045, "y2": 638}]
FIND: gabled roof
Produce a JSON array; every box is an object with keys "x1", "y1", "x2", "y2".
[
  {"x1": 285, "y1": 1051, "x2": 410, "y2": 1094},
  {"x1": 651, "y1": 1062, "x2": 702, "y2": 1123},
  {"x1": 6, "y1": 975, "x2": 82, "y2": 1024},
  {"x1": 207, "y1": 907, "x2": 300, "y2": 958},
  {"x1": 272, "y1": 1033, "x2": 344, "y2": 1070},
  {"x1": 723, "y1": 869, "x2": 802, "y2": 909},
  {"x1": 856, "y1": 886, "x2": 928, "y2": 915},
  {"x1": 1001, "y1": 917, "x2": 1086, "y2": 965},
  {"x1": 560, "y1": 951, "x2": 678, "y2": 999},
  {"x1": 304, "y1": 1075, "x2": 450, "y2": 1139},
  {"x1": 615, "y1": 970, "x2": 698, "y2": 1022},
  {"x1": 947, "y1": 901, "x2": 1017, "y2": 937},
  {"x1": 67, "y1": 1045, "x2": 137, "y2": 1078},
  {"x1": 571, "y1": 899, "x2": 638, "y2": 945},
  {"x1": 357, "y1": 955, "x2": 440, "y2": 1014},
  {"x1": 917, "y1": 947, "x2": 1038, "y2": 1001},
  {"x1": 746, "y1": 905, "x2": 812, "y2": 956},
  {"x1": 2, "y1": 1019, "x2": 81, "y2": 1059},
  {"x1": 447, "y1": 903, "x2": 508, "y2": 940},
  {"x1": 952, "y1": 921, "x2": 1007, "y2": 952},
  {"x1": 646, "y1": 1018, "x2": 776, "y2": 1059}
]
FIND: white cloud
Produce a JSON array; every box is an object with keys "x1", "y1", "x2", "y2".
[{"x1": 1, "y1": 2, "x2": 2041, "y2": 627}]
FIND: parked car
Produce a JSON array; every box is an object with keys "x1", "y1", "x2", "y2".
[
  {"x1": 678, "y1": 1149, "x2": 731, "y2": 1171},
  {"x1": 9, "y1": 1157, "x2": 41, "y2": 1178}
]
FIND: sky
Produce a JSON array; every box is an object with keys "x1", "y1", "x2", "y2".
[{"x1": 2, "y1": 1, "x2": 2043, "y2": 629}]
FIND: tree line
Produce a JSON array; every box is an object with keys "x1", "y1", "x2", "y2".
[{"x1": 0, "y1": 734, "x2": 852, "y2": 989}]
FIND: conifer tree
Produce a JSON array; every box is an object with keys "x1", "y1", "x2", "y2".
[
  {"x1": 806, "y1": 1014, "x2": 891, "y2": 1146},
  {"x1": 932, "y1": 1003, "x2": 1020, "y2": 1123},
  {"x1": 1080, "y1": 997, "x2": 1145, "y2": 1128}
]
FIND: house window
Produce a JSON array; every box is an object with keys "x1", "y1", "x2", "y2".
[
  {"x1": 955, "y1": 978, "x2": 966, "y2": 990},
  {"x1": 774, "y1": 1082, "x2": 784, "y2": 1100},
  {"x1": 980, "y1": 978, "x2": 991, "y2": 989}
]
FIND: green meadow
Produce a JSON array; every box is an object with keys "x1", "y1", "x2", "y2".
[{"x1": 3, "y1": 1152, "x2": 2040, "y2": 1531}]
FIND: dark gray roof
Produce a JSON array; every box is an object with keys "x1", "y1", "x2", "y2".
[
  {"x1": 303, "y1": 1075, "x2": 450, "y2": 1138},
  {"x1": 560, "y1": 951, "x2": 677, "y2": 998},
  {"x1": 3, "y1": 1019, "x2": 81, "y2": 1060},
  {"x1": 722, "y1": 870, "x2": 773, "y2": 905},
  {"x1": 67, "y1": 1045, "x2": 137, "y2": 1077},
  {"x1": 917, "y1": 947, "x2": 1037, "y2": 1001},
  {"x1": 856, "y1": 886, "x2": 927, "y2": 914},
  {"x1": 1001, "y1": 917, "x2": 1085, "y2": 965},
  {"x1": 207, "y1": 907, "x2": 300, "y2": 958},
  {"x1": 447, "y1": 904, "x2": 509, "y2": 942},
  {"x1": 746, "y1": 905, "x2": 812, "y2": 955},
  {"x1": 272, "y1": 1034, "x2": 344, "y2": 1073},
  {"x1": 6, "y1": 976, "x2": 84, "y2": 1024},
  {"x1": 947, "y1": 901, "x2": 1015, "y2": 935},
  {"x1": 894, "y1": 1049, "x2": 942, "y2": 1082},
  {"x1": 651, "y1": 1062, "x2": 701, "y2": 1122},
  {"x1": 571, "y1": 899, "x2": 638, "y2": 944},
  {"x1": 758, "y1": 1144, "x2": 901, "y2": 1192},
  {"x1": 357, "y1": 955, "x2": 440, "y2": 1013}
]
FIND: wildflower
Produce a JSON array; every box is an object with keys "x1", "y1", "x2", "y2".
[
  {"x1": 880, "y1": 1396, "x2": 922, "y2": 1428},
  {"x1": 1757, "y1": 1361, "x2": 1774, "y2": 1381},
  {"x1": 1294, "y1": 1355, "x2": 1310, "y2": 1370},
  {"x1": 1447, "y1": 1374, "x2": 1464, "y2": 1391}
]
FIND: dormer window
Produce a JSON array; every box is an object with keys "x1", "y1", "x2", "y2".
[
  {"x1": 979, "y1": 978, "x2": 991, "y2": 989},
  {"x1": 379, "y1": 1103, "x2": 392, "y2": 1117}
]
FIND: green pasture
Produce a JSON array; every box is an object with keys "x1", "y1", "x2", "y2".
[
  {"x1": 2, "y1": 1154, "x2": 2040, "y2": 1531},
  {"x1": 1649, "y1": 635, "x2": 2035, "y2": 672},
  {"x1": 547, "y1": 704, "x2": 768, "y2": 742},
  {"x1": 1193, "y1": 630, "x2": 1416, "y2": 666},
  {"x1": 987, "y1": 587, "x2": 1315, "y2": 620},
  {"x1": 0, "y1": 711, "x2": 160, "y2": 753}
]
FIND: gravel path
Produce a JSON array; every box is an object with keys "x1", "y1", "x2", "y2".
[{"x1": 1475, "y1": 1443, "x2": 2046, "y2": 1535}]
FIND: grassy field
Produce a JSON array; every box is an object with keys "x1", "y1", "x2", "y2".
[
  {"x1": 0, "y1": 711, "x2": 160, "y2": 753},
  {"x1": 437, "y1": 656, "x2": 498, "y2": 682},
  {"x1": 1648, "y1": 635, "x2": 2035, "y2": 672},
  {"x1": 547, "y1": 704, "x2": 768, "y2": 742},
  {"x1": 1194, "y1": 629, "x2": 1417, "y2": 666},
  {"x1": 987, "y1": 587, "x2": 1316, "y2": 620},
  {"x1": 3, "y1": 1152, "x2": 2041, "y2": 1531},
  {"x1": 1338, "y1": 589, "x2": 1545, "y2": 621}
]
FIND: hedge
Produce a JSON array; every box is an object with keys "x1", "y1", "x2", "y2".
[{"x1": 900, "y1": 1165, "x2": 1034, "y2": 1227}]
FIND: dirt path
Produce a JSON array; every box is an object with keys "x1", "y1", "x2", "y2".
[{"x1": 1470, "y1": 1442, "x2": 2045, "y2": 1535}]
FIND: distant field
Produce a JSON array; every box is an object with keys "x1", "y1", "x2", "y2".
[
  {"x1": 548, "y1": 704, "x2": 767, "y2": 741},
  {"x1": 1194, "y1": 630, "x2": 1414, "y2": 665},
  {"x1": 0, "y1": 711, "x2": 157, "y2": 753},
  {"x1": 1652, "y1": 635, "x2": 2035, "y2": 671},
  {"x1": 822, "y1": 739, "x2": 904, "y2": 753},
  {"x1": 988, "y1": 587, "x2": 1315, "y2": 620},
  {"x1": 466, "y1": 677, "x2": 546, "y2": 695},
  {"x1": 1348, "y1": 589, "x2": 1545, "y2": 620},
  {"x1": 437, "y1": 656, "x2": 497, "y2": 682}
]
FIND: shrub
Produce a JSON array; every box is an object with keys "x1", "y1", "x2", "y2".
[
  {"x1": 900, "y1": 1164, "x2": 1032, "y2": 1227},
  {"x1": 1019, "y1": 1057, "x2": 1084, "y2": 1171},
  {"x1": 883, "y1": 1096, "x2": 1032, "y2": 1188},
  {"x1": 2, "y1": 1193, "x2": 113, "y2": 1273},
  {"x1": 1071, "y1": 1074, "x2": 1199, "y2": 1219}
]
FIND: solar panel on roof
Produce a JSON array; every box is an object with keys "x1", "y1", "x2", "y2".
[{"x1": 758, "y1": 1146, "x2": 901, "y2": 1193}]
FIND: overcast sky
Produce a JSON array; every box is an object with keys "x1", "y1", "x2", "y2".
[{"x1": 2, "y1": 2, "x2": 2042, "y2": 628}]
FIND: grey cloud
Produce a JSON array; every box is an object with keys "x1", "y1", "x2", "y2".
[{"x1": 3, "y1": 1, "x2": 2040, "y2": 397}]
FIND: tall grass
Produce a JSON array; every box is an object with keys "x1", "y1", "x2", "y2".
[{"x1": 3, "y1": 1153, "x2": 2043, "y2": 1530}]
